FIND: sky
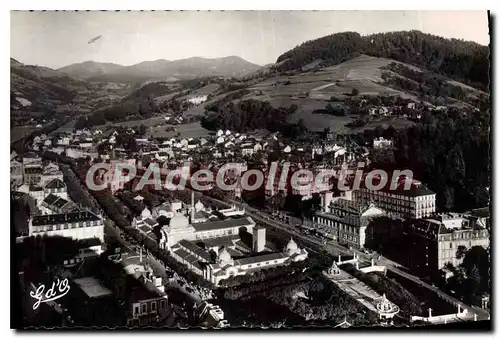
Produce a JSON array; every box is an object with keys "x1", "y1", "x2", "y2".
[{"x1": 10, "y1": 11, "x2": 490, "y2": 69}]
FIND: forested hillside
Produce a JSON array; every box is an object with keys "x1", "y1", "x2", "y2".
[
  {"x1": 365, "y1": 106, "x2": 490, "y2": 212},
  {"x1": 201, "y1": 98, "x2": 306, "y2": 139},
  {"x1": 276, "y1": 30, "x2": 489, "y2": 91}
]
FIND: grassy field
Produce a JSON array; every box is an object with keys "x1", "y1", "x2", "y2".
[
  {"x1": 148, "y1": 121, "x2": 210, "y2": 139},
  {"x1": 175, "y1": 83, "x2": 221, "y2": 102},
  {"x1": 154, "y1": 91, "x2": 182, "y2": 103},
  {"x1": 237, "y1": 54, "x2": 417, "y2": 134},
  {"x1": 154, "y1": 83, "x2": 222, "y2": 105},
  {"x1": 54, "y1": 120, "x2": 76, "y2": 133}
]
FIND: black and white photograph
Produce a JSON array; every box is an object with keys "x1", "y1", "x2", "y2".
[{"x1": 10, "y1": 9, "x2": 491, "y2": 331}]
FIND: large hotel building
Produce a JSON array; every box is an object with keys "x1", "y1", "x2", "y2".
[{"x1": 352, "y1": 176, "x2": 436, "y2": 219}]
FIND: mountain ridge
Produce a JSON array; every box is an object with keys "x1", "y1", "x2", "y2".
[{"x1": 58, "y1": 56, "x2": 261, "y2": 83}]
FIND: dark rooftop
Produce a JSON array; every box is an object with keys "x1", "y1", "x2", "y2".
[
  {"x1": 192, "y1": 217, "x2": 254, "y2": 232},
  {"x1": 25, "y1": 167, "x2": 43, "y2": 175},
  {"x1": 200, "y1": 235, "x2": 240, "y2": 249},
  {"x1": 356, "y1": 175, "x2": 436, "y2": 197},
  {"x1": 32, "y1": 211, "x2": 100, "y2": 226},
  {"x1": 42, "y1": 194, "x2": 78, "y2": 213},
  {"x1": 53, "y1": 197, "x2": 70, "y2": 209},
  {"x1": 144, "y1": 218, "x2": 158, "y2": 227},
  {"x1": 178, "y1": 240, "x2": 212, "y2": 262},
  {"x1": 407, "y1": 219, "x2": 450, "y2": 237},
  {"x1": 138, "y1": 225, "x2": 152, "y2": 233},
  {"x1": 466, "y1": 207, "x2": 490, "y2": 218},
  {"x1": 226, "y1": 248, "x2": 244, "y2": 257},
  {"x1": 23, "y1": 152, "x2": 39, "y2": 159},
  {"x1": 43, "y1": 193, "x2": 59, "y2": 206}
]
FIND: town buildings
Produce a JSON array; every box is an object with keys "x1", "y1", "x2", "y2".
[
  {"x1": 95, "y1": 158, "x2": 138, "y2": 193},
  {"x1": 404, "y1": 212, "x2": 490, "y2": 273},
  {"x1": 131, "y1": 195, "x2": 308, "y2": 285},
  {"x1": 311, "y1": 191, "x2": 386, "y2": 248},
  {"x1": 373, "y1": 137, "x2": 394, "y2": 149},
  {"x1": 28, "y1": 210, "x2": 104, "y2": 242},
  {"x1": 95, "y1": 248, "x2": 175, "y2": 327},
  {"x1": 10, "y1": 159, "x2": 23, "y2": 186},
  {"x1": 353, "y1": 176, "x2": 436, "y2": 219},
  {"x1": 204, "y1": 238, "x2": 308, "y2": 285},
  {"x1": 194, "y1": 301, "x2": 228, "y2": 328},
  {"x1": 40, "y1": 194, "x2": 78, "y2": 215},
  {"x1": 187, "y1": 95, "x2": 208, "y2": 105},
  {"x1": 14, "y1": 159, "x2": 67, "y2": 205}
]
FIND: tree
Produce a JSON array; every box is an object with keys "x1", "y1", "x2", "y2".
[
  {"x1": 467, "y1": 265, "x2": 481, "y2": 295},
  {"x1": 444, "y1": 262, "x2": 455, "y2": 271},
  {"x1": 351, "y1": 88, "x2": 360, "y2": 96},
  {"x1": 462, "y1": 246, "x2": 489, "y2": 289},
  {"x1": 456, "y1": 245, "x2": 467, "y2": 260},
  {"x1": 288, "y1": 104, "x2": 298, "y2": 114}
]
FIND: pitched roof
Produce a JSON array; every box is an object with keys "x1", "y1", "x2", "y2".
[
  {"x1": 234, "y1": 252, "x2": 288, "y2": 266},
  {"x1": 42, "y1": 193, "x2": 78, "y2": 212},
  {"x1": 43, "y1": 193, "x2": 59, "y2": 205},
  {"x1": 73, "y1": 277, "x2": 113, "y2": 299},
  {"x1": 178, "y1": 240, "x2": 212, "y2": 262},
  {"x1": 201, "y1": 235, "x2": 240, "y2": 248},
  {"x1": 45, "y1": 178, "x2": 66, "y2": 190}
]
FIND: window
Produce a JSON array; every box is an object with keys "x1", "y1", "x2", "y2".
[
  {"x1": 151, "y1": 301, "x2": 156, "y2": 312},
  {"x1": 274, "y1": 260, "x2": 278, "y2": 263},
  {"x1": 134, "y1": 306, "x2": 139, "y2": 316},
  {"x1": 228, "y1": 229, "x2": 233, "y2": 235},
  {"x1": 142, "y1": 304, "x2": 147, "y2": 313},
  {"x1": 449, "y1": 243, "x2": 453, "y2": 249},
  {"x1": 160, "y1": 299, "x2": 166, "y2": 309},
  {"x1": 257, "y1": 263, "x2": 261, "y2": 266}
]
